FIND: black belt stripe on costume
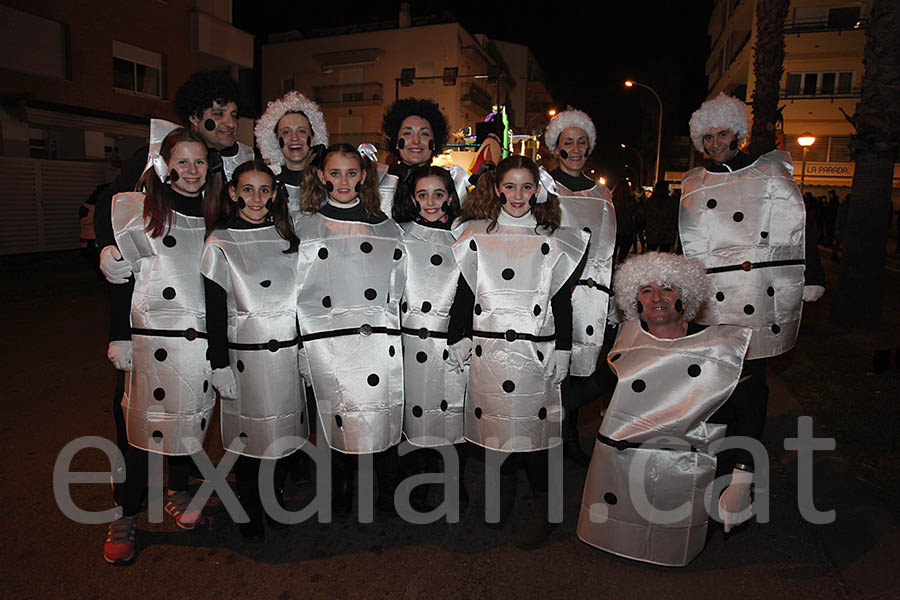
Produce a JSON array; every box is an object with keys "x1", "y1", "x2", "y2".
[
  {"x1": 597, "y1": 432, "x2": 699, "y2": 453},
  {"x1": 576, "y1": 279, "x2": 612, "y2": 295},
  {"x1": 401, "y1": 326, "x2": 449, "y2": 340},
  {"x1": 228, "y1": 337, "x2": 300, "y2": 351},
  {"x1": 706, "y1": 258, "x2": 805, "y2": 274},
  {"x1": 131, "y1": 327, "x2": 208, "y2": 340},
  {"x1": 473, "y1": 329, "x2": 556, "y2": 343},
  {"x1": 301, "y1": 325, "x2": 401, "y2": 343}
]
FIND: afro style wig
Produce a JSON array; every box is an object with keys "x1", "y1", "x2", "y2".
[
  {"x1": 614, "y1": 252, "x2": 710, "y2": 323},
  {"x1": 688, "y1": 92, "x2": 749, "y2": 153},
  {"x1": 381, "y1": 98, "x2": 449, "y2": 156},
  {"x1": 174, "y1": 71, "x2": 244, "y2": 127}
]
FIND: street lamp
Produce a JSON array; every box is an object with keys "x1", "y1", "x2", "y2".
[
  {"x1": 548, "y1": 108, "x2": 557, "y2": 117},
  {"x1": 797, "y1": 132, "x2": 815, "y2": 195},
  {"x1": 625, "y1": 80, "x2": 663, "y2": 183},
  {"x1": 620, "y1": 143, "x2": 645, "y2": 186}
]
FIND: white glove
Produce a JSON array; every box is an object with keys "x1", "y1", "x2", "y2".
[
  {"x1": 802, "y1": 285, "x2": 825, "y2": 302},
  {"x1": 446, "y1": 338, "x2": 473, "y2": 373},
  {"x1": 297, "y1": 346, "x2": 313, "y2": 383},
  {"x1": 99, "y1": 245, "x2": 133, "y2": 284},
  {"x1": 212, "y1": 367, "x2": 238, "y2": 401},
  {"x1": 107, "y1": 341, "x2": 133, "y2": 371},
  {"x1": 544, "y1": 350, "x2": 572, "y2": 385},
  {"x1": 718, "y1": 468, "x2": 753, "y2": 533}
]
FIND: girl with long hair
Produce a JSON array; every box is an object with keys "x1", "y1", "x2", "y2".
[
  {"x1": 103, "y1": 126, "x2": 221, "y2": 565},
  {"x1": 202, "y1": 160, "x2": 307, "y2": 542},
  {"x1": 447, "y1": 154, "x2": 588, "y2": 549}
]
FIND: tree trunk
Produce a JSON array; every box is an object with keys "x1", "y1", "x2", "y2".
[
  {"x1": 831, "y1": 0, "x2": 900, "y2": 328},
  {"x1": 748, "y1": 0, "x2": 789, "y2": 155}
]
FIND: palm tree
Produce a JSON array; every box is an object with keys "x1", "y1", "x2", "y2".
[
  {"x1": 831, "y1": 0, "x2": 900, "y2": 328},
  {"x1": 748, "y1": 0, "x2": 790, "y2": 155}
]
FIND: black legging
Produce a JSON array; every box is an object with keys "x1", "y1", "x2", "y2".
[
  {"x1": 118, "y1": 448, "x2": 191, "y2": 517},
  {"x1": 491, "y1": 449, "x2": 549, "y2": 492}
]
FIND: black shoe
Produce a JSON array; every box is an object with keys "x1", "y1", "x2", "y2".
[
  {"x1": 239, "y1": 510, "x2": 265, "y2": 543},
  {"x1": 563, "y1": 439, "x2": 591, "y2": 468}
]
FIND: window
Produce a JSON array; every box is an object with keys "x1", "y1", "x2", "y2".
[
  {"x1": 786, "y1": 73, "x2": 802, "y2": 95},
  {"x1": 838, "y1": 72, "x2": 853, "y2": 93},
  {"x1": 0, "y1": 6, "x2": 68, "y2": 79},
  {"x1": 803, "y1": 73, "x2": 818, "y2": 95},
  {"x1": 112, "y1": 41, "x2": 163, "y2": 98},
  {"x1": 828, "y1": 6, "x2": 860, "y2": 28},
  {"x1": 821, "y1": 72, "x2": 836, "y2": 95},
  {"x1": 785, "y1": 71, "x2": 855, "y2": 96}
]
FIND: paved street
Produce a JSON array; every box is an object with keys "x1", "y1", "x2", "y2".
[{"x1": 1, "y1": 249, "x2": 898, "y2": 599}]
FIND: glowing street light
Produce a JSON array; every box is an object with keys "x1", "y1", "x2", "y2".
[
  {"x1": 598, "y1": 177, "x2": 606, "y2": 186},
  {"x1": 798, "y1": 132, "x2": 815, "y2": 194},
  {"x1": 548, "y1": 109, "x2": 557, "y2": 117},
  {"x1": 625, "y1": 80, "x2": 663, "y2": 184}
]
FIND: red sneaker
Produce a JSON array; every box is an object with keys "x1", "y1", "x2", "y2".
[
  {"x1": 165, "y1": 491, "x2": 206, "y2": 530},
  {"x1": 103, "y1": 516, "x2": 136, "y2": 565}
]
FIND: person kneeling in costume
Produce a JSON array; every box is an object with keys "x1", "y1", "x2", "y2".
[{"x1": 576, "y1": 252, "x2": 758, "y2": 566}]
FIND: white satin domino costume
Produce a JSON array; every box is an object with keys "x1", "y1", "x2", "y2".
[
  {"x1": 452, "y1": 221, "x2": 588, "y2": 452},
  {"x1": 557, "y1": 181, "x2": 616, "y2": 375},
  {"x1": 679, "y1": 150, "x2": 805, "y2": 359},
  {"x1": 201, "y1": 226, "x2": 309, "y2": 458},
  {"x1": 577, "y1": 321, "x2": 751, "y2": 566},
  {"x1": 293, "y1": 213, "x2": 407, "y2": 454},
  {"x1": 400, "y1": 221, "x2": 467, "y2": 447},
  {"x1": 112, "y1": 192, "x2": 213, "y2": 455}
]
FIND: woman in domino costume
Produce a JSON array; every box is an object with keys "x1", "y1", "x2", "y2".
[
  {"x1": 103, "y1": 127, "x2": 222, "y2": 565},
  {"x1": 447, "y1": 155, "x2": 588, "y2": 549},
  {"x1": 294, "y1": 144, "x2": 407, "y2": 515},
  {"x1": 393, "y1": 166, "x2": 469, "y2": 514},
  {"x1": 202, "y1": 160, "x2": 308, "y2": 542},
  {"x1": 254, "y1": 91, "x2": 329, "y2": 219}
]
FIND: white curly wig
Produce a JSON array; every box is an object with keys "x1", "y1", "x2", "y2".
[
  {"x1": 254, "y1": 91, "x2": 328, "y2": 174},
  {"x1": 544, "y1": 107, "x2": 597, "y2": 154},
  {"x1": 614, "y1": 252, "x2": 710, "y2": 323},
  {"x1": 688, "y1": 92, "x2": 749, "y2": 153}
]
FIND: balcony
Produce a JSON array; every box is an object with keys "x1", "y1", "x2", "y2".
[
  {"x1": 190, "y1": 11, "x2": 253, "y2": 69},
  {"x1": 460, "y1": 82, "x2": 494, "y2": 113},
  {"x1": 312, "y1": 83, "x2": 384, "y2": 106},
  {"x1": 780, "y1": 87, "x2": 861, "y2": 101}
]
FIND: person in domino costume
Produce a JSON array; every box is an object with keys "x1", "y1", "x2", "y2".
[
  {"x1": 103, "y1": 127, "x2": 222, "y2": 565},
  {"x1": 544, "y1": 108, "x2": 617, "y2": 467},
  {"x1": 202, "y1": 160, "x2": 308, "y2": 541},
  {"x1": 254, "y1": 91, "x2": 329, "y2": 219},
  {"x1": 576, "y1": 252, "x2": 755, "y2": 566},
  {"x1": 448, "y1": 155, "x2": 588, "y2": 549}
]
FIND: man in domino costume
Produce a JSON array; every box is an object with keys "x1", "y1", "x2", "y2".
[
  {"x1": 577, "y1": 252, "x2": 754, "y2": 566},
  {"x1": 544, "y1": 108, "x2": 617, "y2": 466},
  {"x1": 254, "y1": 91, "x2": 329, "y2": 218}
]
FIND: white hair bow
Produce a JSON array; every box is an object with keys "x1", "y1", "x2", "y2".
[
  {"x1": 357, "y1": 143, "x2": 378, "y2": 163},
  {"x1": 143, "y1": 119, "x2": 180, "y2": 182},
  {"x1": 536, "y1": 166, "x2": 559, "y2": 204}
]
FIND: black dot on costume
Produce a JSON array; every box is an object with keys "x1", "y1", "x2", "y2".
[
  {"x1": 153, "y1": 387, "x2": 165, "y2": 401},
  {"x1": 474, "y1": 304, "x2": 482, "y2": 315},
  {"x1": 162, "y1": 235, "x2": 176, "y2": 248},
  {"x1": 322, "y1": 296, "x2": 332, "y2": 308},
  {"x1": 501, "y1": 268, "x2": 515, "y2": 281},
  {"x1": 412, "y1": 406, "x2": 423, "y2": 418},
  {"x1": 541, "y1": 243, "x2": 550, "y2": 255},
  {"x1": 502, "y1": 380, "x2": 515, "y2": 393},
  {"x1": 440, "y1": 400, "x2": 448, "y2": 412},
  {"x1": 586, "y1": 325, "x2": 594, "y2": 336},
  {"x1": 201, "y1": 418, "x2": 207, "y2": 431},
  {"x1": 733, "y1": 211, "x2": 744, "y2": 222},
  {"x1": 416, "y1": 351, "x2": 428, "y2": 363},
  {"x1": 367, "y1": 373, "x2": 380, "y2": 386},
  {"x1": 236, "y1": 360, "x2": 245, "y2": 373},
  {"x1": 421, "y1": 301, "x2": 432, "y2": 313},
  {"x1": 393, "y1": 248, "x2": 403, "y2": 260},
  {"x1": 631, "y1": 379, "x2": 646, "y2": 393},
  {"x1": 707, "y1": 199, "x2": 717, "y2": 209},
  {"x1": 604, "y1": 492, "x2": 618, "y2": 505},
  {"x1": 162, "y1": 287, "x2": 176, "y2": 300},
  {"x1": 318, "y1": 247, "x2": 328, "y2": 259},
  {"x1": 760, "y1": 231, "x2": 769, "y2": 239},
  {"x1": 154, "y1": 349, "x2": 167, "y2": 362},
  {"x1": 533, "y1": 305, "x2": 542, "y2": 316},
  {"x1": 443, "y1": 349, "x2": 449, "y2": 360},
  {"x1": 260, "y1": 280, "x2": 272, "y2": 288},
  {"x1": 152, "y1": 430, "x2": 163, "y2": 443},
  {"x1": 475, "y1": 345, "x2": 483, "y2": 357},
  {"x1": 474, "y1": 407, "x2": 483, "y2": 419},
  {"x1": 389, "y1": 345, "x2": 396, "y2": 357},
  {"x1": 334, "y1": 415, "x2": 342, "y2": 428},
  {"x1": 688, "y1": 364, "x2": 702, "y2": 377},
  {"x1": 203, "y1": 380, "x2": 209, "y2": 393},
  {"x1": 360, "y1": 241, "x2": 373, "y2": 253},
  {"x1": 772, "y1": 324, "x2": 781, "y2": 334},
  {"x1": 469, "y1": 240, "x2": 477, "y2": 251},
  {"x1": 767, "y1": 286, "x2": 775, "y2": 297},
  {"x1": 583, "y1": 227, "x2": 592, "y2": 234},
  {"x1": 610, "y1": 353, "x2": 621, "y2": 362},
  {"x1": 401, "y1": 301, "x2": 408, "y2": 313},
  {"x1": 537, "y1": 350, "x2": 544, "y2": 362},
  {"x1": 743, "y1": 304, "x2": 755, "y2": 315},
  {"x1": 716, "y1": 291, "x2": 725, "y2": 302},
  {"x1": 538, "y1": 407, "x2": 547, "y2": 420},
  {"x1": 364, "y1": 288, "x2": 377, "y2": 301},
  {"x1": 430, "y1": 254, "x2": 443, "y2": 266}
]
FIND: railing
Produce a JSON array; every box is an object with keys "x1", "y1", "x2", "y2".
[
  {"x1": 460, "y1": 82, "x2": 494, "y2": 112},
  {"x1": 312, "y1": 82, "x2": 384, "y2": 106},
  {"x1": 784, "y1": 18, "x2": 866, "y2": 34},
  {"x1": 780, "y1": 87, "x2": 861, "y2": 100}
]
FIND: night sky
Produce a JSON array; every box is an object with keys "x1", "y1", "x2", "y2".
[{"x1": 234, "y1": 0, "x2": 715, "y2": 183}]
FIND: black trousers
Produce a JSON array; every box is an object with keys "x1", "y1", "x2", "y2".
[{"x1": 118, "y1": 447, "x2": 191, "y2": 517}]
